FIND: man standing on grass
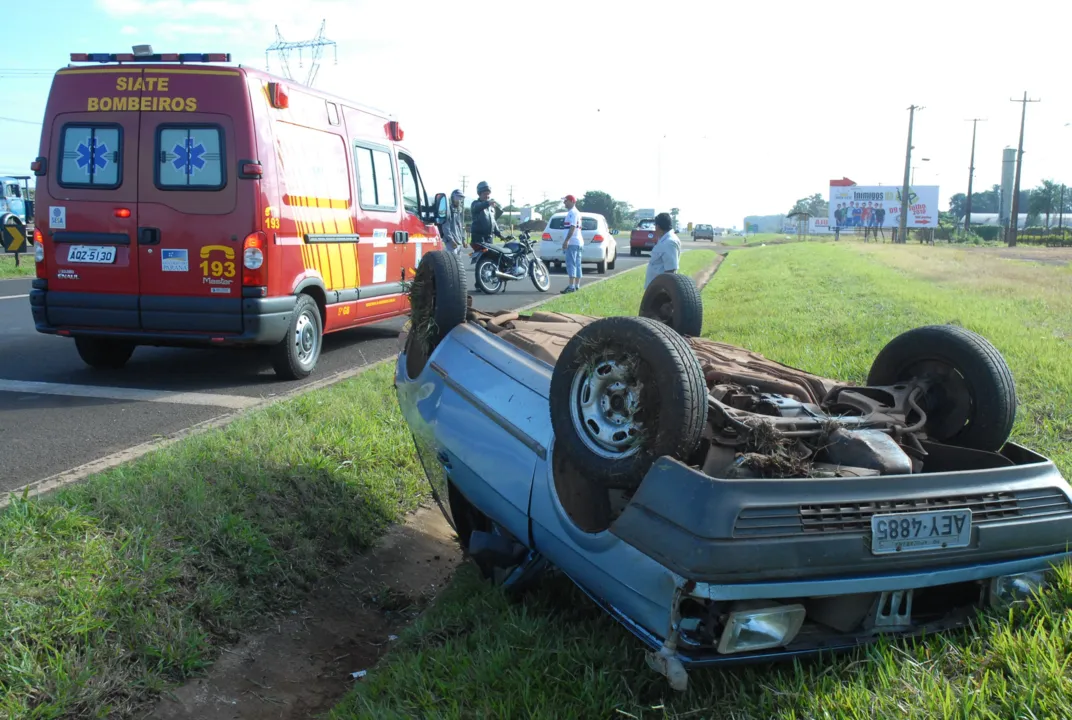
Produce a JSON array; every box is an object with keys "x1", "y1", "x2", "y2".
[
  {"x1": 644, "y1": 212, "x2": 681, "y2": 290},
  {"x1": 560, "y1": 194, "x2": 584, "y2": 294}
]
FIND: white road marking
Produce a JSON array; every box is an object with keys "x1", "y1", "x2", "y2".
[
  {"x1": 0, "y1": 294, "x2": 29, "y2": 300},
  {"x1": 0, "y1": 379, "x2": 260, "y2": 409}
]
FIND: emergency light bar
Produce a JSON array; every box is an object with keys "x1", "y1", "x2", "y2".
[{"x1": 69, "y1": 52, "x2": 232, "y2": 63}]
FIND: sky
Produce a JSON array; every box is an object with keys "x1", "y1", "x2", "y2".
[{"x1": 2, "y1": 0, "x2": 1071, "y2": 228}]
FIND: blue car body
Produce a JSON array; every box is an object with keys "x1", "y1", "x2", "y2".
[{"x1": 394, "y1": 313, "x2": 1072, "y2": 689}]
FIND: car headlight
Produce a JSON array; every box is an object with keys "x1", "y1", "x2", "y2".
[
  {"x1": 989, "y1": 570, "x2": 1050, "y2": 607},
  {"x1": 717, "y1": 603, "x2": 806, "y2": 654}
]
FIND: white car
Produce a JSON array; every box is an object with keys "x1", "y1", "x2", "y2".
[{"x1": 538, "y1": 211, "x2": 618, "y2": 274}]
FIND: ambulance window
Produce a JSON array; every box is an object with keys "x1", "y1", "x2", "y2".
[
  {"x1": 156, "y1": 126, "x2": 225, "y2": 190},
  {"x1": 353, "y1": 144, "x2": 397, "y2": 211},
  {"x1": 59, "y1": 125, "x2": 121, "y2": 188},
  {"x1": 398, "y1": 156, "x2": 419, "y2": 216}
]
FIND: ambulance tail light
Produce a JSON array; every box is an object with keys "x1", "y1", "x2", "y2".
[
  {"x1": 31, "y1": 157, "x2": 47, "y2": 177},
  {"x1": 592, "y1": 234, "x2": 605, "y2": 243},
  {"x1": 242, "y1": 231, "x2": 266, "y2": 286},
  {"x1": 34, "y1": 229, "x2": 46, "y2": 279},
  {"x1": 268, "y1": 82, "x2": 289, "y2": 109}
]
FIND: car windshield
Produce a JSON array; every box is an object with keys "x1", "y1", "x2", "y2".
[{"x1": 636, "y1": 221, "x2": 655, "y2": 230}]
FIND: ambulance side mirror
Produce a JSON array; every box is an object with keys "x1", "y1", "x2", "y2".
[{"x1": 433, "y1": 193, "x2": 448, "y2": 225}]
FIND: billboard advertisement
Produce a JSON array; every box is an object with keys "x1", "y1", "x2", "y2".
[{"x1": 829, "y1": 185, "x2": 939, "y2": 229}]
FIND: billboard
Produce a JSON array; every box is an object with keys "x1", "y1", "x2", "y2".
[{"x1": 829, "y1": 185, "x2": 939, "y2": 229}]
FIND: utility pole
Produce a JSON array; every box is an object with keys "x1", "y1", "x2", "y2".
[
  {"x1": 460, "y1": 175, "x2": 468, "y2": 194},
  {"x1": 1008, "y1": 92, "x2": 1040, "y2": 247},
  {"x1": 898, "y1": 105, "x2": 922, "y2": 244},
  {"x1": 964, "y1": 118, "x2": 986, "y2": 234},
  {"x1": 508, "y1": 185, "x2": 514, "y2": 230}
]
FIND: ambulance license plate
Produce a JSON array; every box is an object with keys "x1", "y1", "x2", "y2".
[
  {"x1": 67, "y1": 246, "x2": 117, "y2": 264},
  {"x1": 870, "y1": 508, "x2": 972, "y2": 554}
]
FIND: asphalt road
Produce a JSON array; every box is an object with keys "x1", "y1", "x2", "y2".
[{"x1": 0, "y1": 240, "x2": 655, "y2": 490}]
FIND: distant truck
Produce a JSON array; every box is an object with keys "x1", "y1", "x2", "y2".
[
  {"x1": 693, "y1": 223, "x2": 715, "y2": 241},
  {"x1": 0, "y1": 176, "x2": 32, "y2": 224}
]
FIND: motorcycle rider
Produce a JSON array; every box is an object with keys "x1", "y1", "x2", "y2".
[
  {"x1": 470, "y1": 181, "x2": 506, "y2": 253},
  {"x1": 439, "y1": 189, "x2": 466, "y2": 255}
]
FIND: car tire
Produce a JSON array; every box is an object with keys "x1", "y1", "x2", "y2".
[
  {"x1": 549, "y1": 316, "x2": 708, "y2": 488},
  {"x1": 867, "y1": 324, "x2": 1017, "y2": 452},
  {"x1": 271, "y1": 293, "x2": 323, "y2": 380},
  {"x1": 403, "y1": 249, "x2": 467, "y2": 379},
  {"x1": 639, "y1": 273, "x2": 704, "y2": 337},
  {"x1": 608, "y1": 255, "x2": 616, "y2": 271},
  {"x1": 74, "y1": 337, "x2": 135, "y2": 370},
  {"x1": 597, "y1": 260, "x2": 606, "y2": 274}
]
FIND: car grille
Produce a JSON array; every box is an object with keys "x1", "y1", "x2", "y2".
[{"x1": 733, "y1": 488, "x2": 1072, "y2": 538}]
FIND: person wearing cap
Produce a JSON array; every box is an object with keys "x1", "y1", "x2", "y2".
[
  {"x1": 644, "y1": 212, "x2": 681, "y2": 290},
  {"x1": 439, "y1": 189, "x2": 466, "y2": 255},
  {"x1": 470, "y1": 181, "x2": 505, "y2": 252},
  {"x1": 560, "y1": 194, "x2": 584, "y2": 293}
]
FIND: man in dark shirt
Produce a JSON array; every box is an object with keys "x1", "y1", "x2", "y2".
[{"x1": 470, "y1": 181, "x2": 505, "y2": 251}]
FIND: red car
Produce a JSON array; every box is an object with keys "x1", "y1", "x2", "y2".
[
  {"x1": 629, "y1": 219, "x2": 658, "y2": 256},
  {"x1": 29, "y1": 48, "x2": 447, "y2": 379}
]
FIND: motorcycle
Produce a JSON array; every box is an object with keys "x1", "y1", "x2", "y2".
[{"x1": 470, "y1": 232, "x2": 551, "y2": 294}]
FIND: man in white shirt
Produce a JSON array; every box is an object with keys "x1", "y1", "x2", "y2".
[
  {"x1": 560, "y1": 194, "x2": 584, "y2": 293},
  {"x1": 644, "y1": 212, "x2": 681, "y2": 290}
]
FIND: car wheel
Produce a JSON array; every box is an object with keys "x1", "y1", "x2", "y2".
[
  {"x1": 867, "y1": 324, "x2": 1017, "y2": 452},
  {"x1": 448, "y1": 482, "x2": 546, "y2": 593},
  {"x1": 271, "y1": 294, "x2": 323, "y2": 380},
  {"x1": 549, "y1": 316, "x2": 708, "y2": 488},
  {"x1": 403, "y1": 250, "x2": 467, "y2": 379},
  {"x1": 639, "y1": 273, "x2": 704, "y2": 337},
  {"x1": 74, "y1": 337, "x2": 135, "y2": 370},
  {"x1": 597, "y1": 260, "x2": 606, "y2": 274}
]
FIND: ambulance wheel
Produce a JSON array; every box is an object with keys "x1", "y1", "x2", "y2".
[
  {"x1": 272, "y1": 294, "x2": 323, "y2": 380},
  {"x1": 74, "y1": 337, "x2": 135, "y2": 370}
]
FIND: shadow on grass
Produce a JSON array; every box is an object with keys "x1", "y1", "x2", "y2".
[{"x1": 0, "y1": 364, "x2": 428, "y2": 719}]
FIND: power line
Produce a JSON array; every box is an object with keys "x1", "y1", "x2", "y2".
[{"x1": 0, "y1": 115, "x2": 39, "y2": 125}]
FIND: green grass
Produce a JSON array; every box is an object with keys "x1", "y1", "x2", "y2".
[
  {"x1": 332, "y1": 241, "x2": 1072, "y2": 719},
  {"x1": 0, "y1": 253, "x2": 35, "y2": 278},
  {"x1": 535, "y1": 248, "x2": 718, "y2": 316},
  {"x1": 0, "y1": 363, "x2": 428, "y2": 719}
]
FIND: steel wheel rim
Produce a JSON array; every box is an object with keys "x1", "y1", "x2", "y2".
[
  {"x1": 295, "y1": 310, "x2": 318, "y2": 366},
  {"x1": 569, "y1": 356, "x2": 644, "y2": 459}
]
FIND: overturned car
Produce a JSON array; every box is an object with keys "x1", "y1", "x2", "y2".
[{"x1": 394, "y1": 250, "x2": 1072, "y2": 690}]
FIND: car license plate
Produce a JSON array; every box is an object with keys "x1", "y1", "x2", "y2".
[
  {"x1": 67, "y1": 245, "x2": 117, "y2": 264},
  {"x1": 870, "y1": 508, "x2": 972, "y2": 554}
]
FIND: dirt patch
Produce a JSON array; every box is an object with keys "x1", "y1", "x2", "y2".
[
  {"x1": 148, "y1": 507, "x2": 462, "y2": 720},
  {"x1": 690, "y1": 252, "x2": 726, "y2": 291},
  {"x1": 966, "y1": 246, "x2": 1072, "y2": 267}
]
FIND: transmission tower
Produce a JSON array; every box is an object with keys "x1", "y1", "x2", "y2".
[{"x1": 265, "y1": 19, "x2": 337, "y2": 88}]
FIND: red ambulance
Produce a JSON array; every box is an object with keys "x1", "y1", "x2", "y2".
[{"x1": 29, "y1": 49, "x2": 448, "y2": 379}]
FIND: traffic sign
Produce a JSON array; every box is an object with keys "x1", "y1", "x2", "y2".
[{"x1": 1, "y1": 213, "x2": 27, "y2": 253}]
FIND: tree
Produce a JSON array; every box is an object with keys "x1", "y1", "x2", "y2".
[
  {"x1": 534, "y1": 199, "x2": 563, "y2": 220},
  {"x1": 614, "y1": 200, "x2": 635, "y2": 229},
  {"x1": 948, "y1": 193, "x2": 967, "y2": 219},
  {"x1": 787, "y1": 193, "x2": 828, "y2": 218},
  {"x1": 1029, "y1": 180, "x2": 1062, "y2": 228},
  {"x1": 577, "y1": 190, "x2": 616, "y2": 226}
]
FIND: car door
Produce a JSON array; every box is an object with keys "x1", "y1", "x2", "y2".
[
  {"x1": 46, "y1": 92, "x2": 142, "y2": 327},
  {"x1": 396, "y1": 150, "x2": 434, "y2": 280}
]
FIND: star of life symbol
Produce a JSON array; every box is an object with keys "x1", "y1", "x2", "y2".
[
  {"x1": 76, "y1": 137, "x2": 109, "y2": 175},
  {"x1": 172, "y1": 137, "x2": 207, "y2": 176}
]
